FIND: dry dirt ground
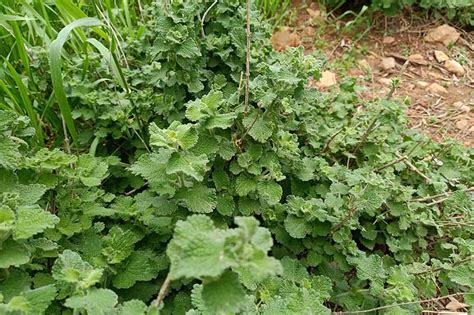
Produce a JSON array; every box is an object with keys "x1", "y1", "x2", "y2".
[{"x1": 271, "y1": 1, "x2": 474, "y2": 147}]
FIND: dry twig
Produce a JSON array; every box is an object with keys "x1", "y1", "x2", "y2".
[
  {"x1": 374, "y1": 155, "x2": 407, "y2": 172},
  {"x1": 395, "y1": 152, "x2": 431, "y2": 183},
  {"x1": 411, "y1": 187, "x2": 474, "y2": 203}
]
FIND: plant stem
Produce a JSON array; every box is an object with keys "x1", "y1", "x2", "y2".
[
  {"x1": 395, "y1": 152, "x2": 431, "y2": 183},
  {"x1": 155, "y1": 274, "x2": 171, "y2": 307},
  {"x1": 350, "y1": 112, "x2": 382, "y2": 162},
  {"x1": 331, "y1": 207, "x2": 357, "y2": 234},
  {"x1": 244, "y1": 0, "x2": 251, "y2": 114},
  {"x1": 374, "y1": 155, "x2": 407, "y2": 172},
  {"x1": 414, "y1": 255, "x2": 474, "y2": 276},
  {"x1": 61, "y1": 114, "x2": 71, "y2": 155},
  {"x1": 321, "y1": 128, "x2": 343, "y2": 153},
  {"x1": 411, "y1": 187, "x2": 474, "y2": 202},
  {"x1": 201, "y1": 0, "x2": 218, "y2": 37}
]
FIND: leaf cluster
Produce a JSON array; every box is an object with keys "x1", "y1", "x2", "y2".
[{"x1": 0, "y1": 1, "x2": 473, "y2": 314}]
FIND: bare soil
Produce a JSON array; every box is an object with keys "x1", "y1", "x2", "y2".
[{"x1": 272, "y1": 1, "x2": 474, "y2": 147}]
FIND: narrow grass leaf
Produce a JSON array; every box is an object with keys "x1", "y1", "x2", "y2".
[
  {"x1": 86, "y1": 38, "x2": 127, "y2": 89},
  {"x1": 5, "y1": 60, "x2": 43, "y2": 143},
  {"x1": 49, "y1": 17, "x2": 103, "y2": 143},
  {"x1": 10, "y1": 21, "x2": 30, "y2": 77}
]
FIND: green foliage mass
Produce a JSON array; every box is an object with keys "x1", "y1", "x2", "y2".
[{"x1": 0, "y1": 0, "x2": 473, "y2": 314}]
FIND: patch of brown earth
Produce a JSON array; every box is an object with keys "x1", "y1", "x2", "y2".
[{"x1": 272, "y1": 1, "x2": 473, "y2": 147}]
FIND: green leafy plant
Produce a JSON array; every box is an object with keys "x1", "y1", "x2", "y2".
[{"x1": 0, "y1": 0, "x2": 473, "y2": 314}]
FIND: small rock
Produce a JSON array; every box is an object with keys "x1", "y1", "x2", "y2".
[
  {"x1": 383, "y1": 36, "x2": 395, "y2": 45},
  {"x1": 381, "y1": 57, "x2": 396, "y2": 70},
  {"x1": 427, "y1": 83, "x2": 448, "y2": 94},
  {"x1": 417, "y1": 81, "x2": 429, "y2": 88},
  {"x1": 434, "y1": 50, "x2": 450, "y2": 63},
  {"x1": 271, "y1": 28, "x2": 301, "y2": 51},
  {"x1": 316, "y1": 71, "x2": 337, "y2": 88},
  {"x1": 378, "y1": 78, "x2": 392, "y2": 86},
  {"x1": 456, "y1": 119, "x2": 470, "y2": 130},
  {"x1": 444, "y1": 60, "x2": 465, "y2": 76},
  {"x1": 453, "y1": 101, "x2": 471, "y2": 113},
  {"x1": 424, "y1": 24, "x2": 460, "y2": 46},
  {"x1": 408, "y1": 54, "x2": 426, "y2": 64}
]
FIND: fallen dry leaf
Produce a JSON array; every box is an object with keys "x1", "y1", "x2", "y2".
[
  {"x1": 272, "y1": 28, "x2": 301, "y2": 51},
  {"x1": 445, "y1": 298, "x2": 469, "y2": 311}
]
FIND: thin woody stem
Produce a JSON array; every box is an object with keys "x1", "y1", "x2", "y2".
[{"x1": 244, "y1": 0, "x2": 251, "y2": 114}]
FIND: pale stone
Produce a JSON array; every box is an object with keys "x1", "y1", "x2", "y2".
[
  {"x1": 444, "y1": 60, "x2": 465, "y2": 76},
  {"x1": 408, "y1": 54, "x2": 425, "y2": 63},
  {"x1": 434, "y1": 50, "x2": 449, "y2": 63},
  {"x1": 381, "y1": 57, "x2": 396, "y2": 70},
  {"x1": 316, "y1": 71, "x2": 337, "y2": 88},
  {"x1": 417, "y1": 81, "x2": 429, "y2": 88},
  {"x1": 427, "y1": 83, "x2": 448, "y2": 94},
  {"x1": 425, "y1": 24, "x2": 460, "y2": 46}
]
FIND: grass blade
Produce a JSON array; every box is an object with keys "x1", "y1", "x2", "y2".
[
  {"x1": 54, "y1": 0, "x2": 109, "y2": 42},
  {"x1": 4, "y1": 60, "x2": 44, "y2": 143},
  {"x1": 0, "y1": 79, "x2": 21, "y2": 112},
  {"x1": 86, "y1": 38, "x2": 128, "y2": 90},
  {"x1": 49, "y1": 17, "x2": 103, "y2": 143},
  {"x1": 10, "y1": 21, "x2": 30, "y2": 77}
]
